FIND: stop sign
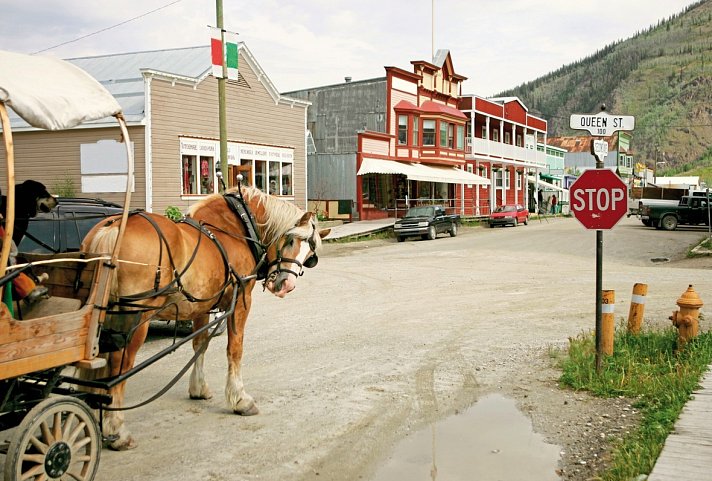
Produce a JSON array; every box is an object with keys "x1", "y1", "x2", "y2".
[{"x1": 570, "y1": 169, "x2": 628, "y2": 230}]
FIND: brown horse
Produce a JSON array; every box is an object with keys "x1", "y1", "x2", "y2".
[{"x1": 81, "y1": 186, "x2": 329, "y2": 450}]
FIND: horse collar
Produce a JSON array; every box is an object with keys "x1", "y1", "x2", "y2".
[{"x1": 223, "y1": 193, "x2": 268, "y2": 280}]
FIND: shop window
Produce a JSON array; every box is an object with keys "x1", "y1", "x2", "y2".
[
  {"x1": 412, "y1": 116, "x2": 419, "y2": 146},
  {"x1": 182, "y1": 155, "x2": 215, "y2": 195},
  {"x1": 456, "y1": 125, "x2": 464, "y2": 150},
  {"x1": 398, "y1": 114, "x2": 408, "y2": 145},
  {"x1": 269, "y1": 161, "x2": 280, "y2": 195},
  {"x1": 423, "y1": 120, "x2": 436, "y2": 146},
  {"x1": 282, "y1": 163, "x2": 293, "y2": 195},
  {"x1": 255, "y1": 160, "x2": 267, "y2": 192},
  {"x1": 440, "y1": 122, "x2": 448, "y2": 147}
]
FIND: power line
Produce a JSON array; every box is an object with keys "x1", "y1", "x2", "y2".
[{"x1": 32, "y1": 0, "x2": 182, "y2": 55}]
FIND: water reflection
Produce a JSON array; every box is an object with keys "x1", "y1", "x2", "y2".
[{"x1": 370, "y1": 393, "x2": 561, "y2": 481}]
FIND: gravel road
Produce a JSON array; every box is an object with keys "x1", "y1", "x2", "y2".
[{"x1": 6, "y1": 216, "x2": 710, "y2": 481}]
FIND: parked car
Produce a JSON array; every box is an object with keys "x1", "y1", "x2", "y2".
[
  {"x1": 393, "y1": 205, "x2": 460, "y2": 242},
  {"x1": 18, "y1": 197, "x2": 123, "y2": 254},
  {"x1": 489, "y1": 204, "x2": 529, "y2": 227}
]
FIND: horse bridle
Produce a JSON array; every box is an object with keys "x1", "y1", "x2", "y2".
[
  {"x1": 222, "y1": 191, "x2": 318, "y2": 290},
  {"x1": 262, "y1": 230, "x2": 319, "y2": 288}
]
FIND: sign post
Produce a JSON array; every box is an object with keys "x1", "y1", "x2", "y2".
[{"x1": 569, "y1": 105, "x2": 633, "y2": 373}]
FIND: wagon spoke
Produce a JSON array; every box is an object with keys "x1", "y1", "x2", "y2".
[
  {"x1": 67, "y1": 421, "x2": 87, "y2": 446},
  {"x1": 29, "y1": 434, "x2": 49, "y2": 453},
  {"x1": 20, "y1": 462, "x2": 44, "y2": 480},
  {"x1": 53, "y1": 412, "x2": 62, "y2": 440},
  {"x1": 36, "y1": 473, "x2": 48, "y2": 481},
  {"x1": 63, "y1": 468, "x2": 87, "y2": 481},
  {"x1": 73, "y1": 436, "x2": 91, "y2": 450},
  {"x1": 40, "y1": 420, "x2": 54, "y2": 444},
  {"x1": 62, "y1": 412, "x2": 77, "y2": 439},
  {"x1": 21, "y1": 453, "x2": 46, "y2": 464}
]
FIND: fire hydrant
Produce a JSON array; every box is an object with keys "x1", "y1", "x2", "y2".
[{"x1": 670, "y1": 285, "x2": 704, "y2": 349}]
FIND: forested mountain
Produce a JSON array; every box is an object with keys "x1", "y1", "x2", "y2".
[{"x1": 499, "y1": 0, "x2": 712, "y2": 178}]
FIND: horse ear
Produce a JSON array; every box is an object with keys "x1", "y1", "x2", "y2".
[
  {"x1": 318, "y1": 228, "x2": 331, "y2": 239},
  {"x1": 296, "y1": 211, "x2": 314, "y2": 226}
]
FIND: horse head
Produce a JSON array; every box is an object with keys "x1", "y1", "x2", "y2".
[{"x1": 263, "y1": 211, "x2": 330, "y2": 298}]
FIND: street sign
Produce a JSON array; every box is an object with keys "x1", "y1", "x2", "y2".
[
  {"x1": 591, "y1": 139, "x2": 609, "y2": 163},
  {"x1": 570, "y1": 169, "x2": 628, "y2": 230},
  {"x1": 570, "y1": 111, "x2": 635, "y2": 137}
]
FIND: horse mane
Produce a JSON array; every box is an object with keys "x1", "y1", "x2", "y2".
[{"x1": 187, "y1": 186, "x2": 318, "y2": 247}]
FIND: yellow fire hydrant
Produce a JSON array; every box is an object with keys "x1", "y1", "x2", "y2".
[{"x1": 670, "y1": 285, "x2": 704, "y2": 349}]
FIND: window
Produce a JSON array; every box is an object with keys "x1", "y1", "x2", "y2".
[
  {"x1": 516, "y1": 135, "x2": 522, "y2": 147},
  {"x1": 516, "y1": 172, "x2": 522, "y2": 189},
  {"x1": 457, "y1": 125, "x2": 464, "y2": 150},
  {"x1": 255, "y1": 160, "x2": 267, "y2": 191},
  {"x1": 504, "y1": 132, "x2": 511, "y2": 144},
  {"x1": 481, "y1": 125, "x2": 487, "y2": 139},
  {"x1": 423, "y1": 120, "x2": 436, "y2": 146},
  {"x1": 440, "y1": 122, "x2": 448, "y2": 147},
  {"x1": 480, "y1": 165, "x2": 488, "y2": 179},
  {"x1": 181, "y1": 155, "x2": 215, "y2": 195},
  {"x1": 448, "y1": 124, "x2": 455, "y2": 148},
  {"x1": 412, "y1": 116, "x2": 419, "y2": 146},
  {"x1": 281, "y1": 163, "x2": 293, "y2": 195},
  {"x1": 398, "y1": 115, "x2": 408, "y2": 145},
  {"x1": 492, "y1": 130, "x2": 499, "y2": 142},
  {"x1": 495, "y1": 169, "x2": 503, "y2": 188},
  {"x1": 269, "y1": 161, "x2": 280, "y2": 195}
]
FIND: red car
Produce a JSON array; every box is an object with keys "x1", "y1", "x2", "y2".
[{"x1": 489, "y1": 204, "x2": 529, "y2": 227}]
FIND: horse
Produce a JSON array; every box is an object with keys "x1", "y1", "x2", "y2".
[
  {"x1": 80, "y1": 185, "x2": 329, "y2": 450},
  {"x1": 0, "y1": 179, "x2": 58, "y2": 245}
]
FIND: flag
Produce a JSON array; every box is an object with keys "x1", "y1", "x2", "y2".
[
  {"x1": 225, "y1": 31, "x2": 239, "y2": 80},
  {"x1": 209, "y1": 27, "x2": 239, "y2": 80},
  {"x1": 210, "y1": 26, "x2": 223, "y2": 78}
]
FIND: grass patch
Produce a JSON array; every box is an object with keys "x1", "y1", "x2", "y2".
[
  {"x1": 326, "y1": 229, "x2": 395, "y2": 244},
  {"x1": 558, "y1": 328, "x2": 712, "y2": 480}
]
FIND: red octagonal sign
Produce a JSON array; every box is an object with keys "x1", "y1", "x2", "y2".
[{"x1": 570, "y1": 169, "x2": 628, "y2": 230}]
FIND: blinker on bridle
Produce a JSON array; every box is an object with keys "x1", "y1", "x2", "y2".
[{"x1": 262, "y1": 231, "x2": 318, "y2": 289}]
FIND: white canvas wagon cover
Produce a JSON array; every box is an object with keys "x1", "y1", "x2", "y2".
[{"x1": 0, "y1": 50, "x2": 121, "y2": 131}]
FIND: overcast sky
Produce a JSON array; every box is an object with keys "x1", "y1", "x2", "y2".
[{"x1": 0, "y1": 0, "x2": 699, "y2": 96}]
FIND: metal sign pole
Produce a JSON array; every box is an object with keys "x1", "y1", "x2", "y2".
[{"x1": 592, "y1": 142, "x2": 606, "y2": 373}]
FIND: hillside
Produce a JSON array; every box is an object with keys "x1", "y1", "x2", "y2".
[{"x1": 500, "y1": 0, "x2": 712, "y2": 178}]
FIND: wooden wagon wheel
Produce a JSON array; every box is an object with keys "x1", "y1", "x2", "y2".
[{"x1": 4, "y1": 396, "x2": 101, "y2": 481}]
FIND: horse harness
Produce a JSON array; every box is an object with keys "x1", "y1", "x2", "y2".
[{"x1": 107, "y1": 191, "x2": 317, "y2": 313}]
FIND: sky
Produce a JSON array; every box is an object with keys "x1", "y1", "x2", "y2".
[{"x1": 0, "y1": 0, "x2": 700, "y2": 96}]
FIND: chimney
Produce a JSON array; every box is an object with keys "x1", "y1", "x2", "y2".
[{"x1": 344, "y1": 76, "x2": 352, "y2": 83}]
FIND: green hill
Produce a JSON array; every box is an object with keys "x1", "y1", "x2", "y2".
[{"x1": 500, "y1": 0, "x2": 712, "y2": 181}]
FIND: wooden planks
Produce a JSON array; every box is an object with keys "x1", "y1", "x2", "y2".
[{"x1": 648, "y1": 365, "x2": 712, "y2": 481}]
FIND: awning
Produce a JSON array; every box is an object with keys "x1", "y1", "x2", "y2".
[
  {"x1": 358, "y1": 158, "x2": 490, "y2": 185},
  {"x1": 527, "y1": 175, "x2": 565, "y2": 192}
]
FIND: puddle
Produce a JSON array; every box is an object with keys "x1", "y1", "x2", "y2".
[{"x1": 369, "y1": 394, "x2": 561, "y2": 481}]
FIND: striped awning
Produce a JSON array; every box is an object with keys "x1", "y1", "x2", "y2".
[{"x1": 358, "y1": 158, "x2": 490, "y2": 185}]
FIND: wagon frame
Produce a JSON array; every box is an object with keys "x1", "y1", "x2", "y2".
[{"x1": 0, "y1": 50, "x2": 233, "y2": 481}]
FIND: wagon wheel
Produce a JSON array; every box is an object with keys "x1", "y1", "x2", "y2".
[{"x1": 4, "y1": 396, "x2": 101, "y2": 481}]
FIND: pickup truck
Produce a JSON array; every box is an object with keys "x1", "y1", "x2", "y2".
[
  {"x1": 393, "y1": 205, "x2": 460, "y2": 242},
  {"x1": 641, "y1": 195, "x2": 711, "y2": 230}
]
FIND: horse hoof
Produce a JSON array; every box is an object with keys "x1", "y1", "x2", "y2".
[
  {"x1": 108, "y1": 435, "x2": 137, "y2": 451},
  {"x1": 189, "y1": 389, "x2": 213, "y2": 400},
  {"x1": 234, "y1": 401, "x2": 259, "y2": 416}
]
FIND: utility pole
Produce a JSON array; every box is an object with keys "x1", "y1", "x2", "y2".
[{"x1": 216, "y1": 0, "x2": 228, "y2": 192}]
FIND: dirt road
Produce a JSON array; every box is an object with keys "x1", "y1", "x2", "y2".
[{"x1": 22, "y1": 216, "x2": 712, "y2": 480}]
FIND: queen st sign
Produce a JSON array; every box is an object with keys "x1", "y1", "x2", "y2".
[{"x1": 569, "y1": 110, "x2": 635, "y2": 137}]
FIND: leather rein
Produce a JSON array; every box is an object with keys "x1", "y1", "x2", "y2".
[{"x1": 110, "y1": 190, "x2": 317, "y2": 312}]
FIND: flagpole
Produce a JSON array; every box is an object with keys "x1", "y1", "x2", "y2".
[{"x1": 216, "y1": 0, "x2": 228, "y2": 192}]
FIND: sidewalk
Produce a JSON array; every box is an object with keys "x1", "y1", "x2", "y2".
[
  {"x1": 648, "y1": 365, "x2": 712, "y2": 480},
  {"x1": 321, "y1": 218, "x2": 394, "y2": 241}
]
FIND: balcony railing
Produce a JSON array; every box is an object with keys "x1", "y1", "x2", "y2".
[{"x1": 465, "y1": 137, "x2": 547, "y2": 168}]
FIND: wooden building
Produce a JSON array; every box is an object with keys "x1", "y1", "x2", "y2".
[{"x1": 0, "y1": 44, "x2": 310, "y2": 213}]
